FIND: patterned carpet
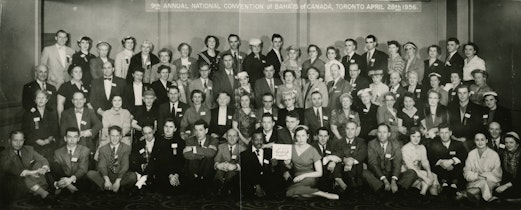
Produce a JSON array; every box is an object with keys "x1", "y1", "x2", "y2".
[{"x1": 5, "y1": 189, "x2": 521, "y2": 210}]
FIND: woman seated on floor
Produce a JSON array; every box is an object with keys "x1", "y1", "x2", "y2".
[{"x1": 495, "y1": 132, "x2": 521, "y2": 201}]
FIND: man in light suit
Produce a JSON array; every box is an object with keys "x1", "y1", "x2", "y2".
[
  {"x1": 304, "y1": 91, "x2": 331, "y2": 137},
  {"x1": 60, "y1": 92, "x2": 102, "y2": 153},
  {"x1": 361, "y1": 35, "x2": 388, "y2": 78},
  {"x1": 86, "y1": 126, "x2": 136, "y2": 193},
  {"x1": 219, "y1": 34, "x2": 247, "y2": 73},
  {"x1": 89, "y1": 61, "x2": 127, "y2": 116},
  {"x1": 40, "y1": 30, "x2": 75, "y2": 88},
  {"x1": 213, "y1": 129, "x2": 246, "y2": 195},
  {"x1": 188, "y1": 63, "x2": 215, "y2": 109},
  {"x1": 0, "y1": 131, "x2": 56, "y2": 204},
  {"x1": 327, "y1": 63, "x2": 352, "y2": 111},
  {"x1": 183, "y1": 120, "x2": 219, "y2": 195},
  {"x1": 362, "y1": 124, "x2": 417, "y2": 195},
  {"x1": 89, "y1": 42, "x2": 115, "y2": 80},
  {"x1": 254, "y1": 64, "x2": 283, "y2": 108},
  {"x1": 266, "y1": 34, "x2": 284, "y2": 79},
  {"x1": 213, "y1": 53, "x2": 238, "y2": 104},
  {"x1": 342, "y1": 39, "x2": 366, "y2": 80},
  {"x1": 51, "y1": 127, "x2": 90, "y2": 193},
  {"x1": 22, "y1": 64, "x2": 58, "y2": 111}
]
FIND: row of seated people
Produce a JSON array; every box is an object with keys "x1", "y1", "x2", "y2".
[{"x1": 2, "y1": 116, "x2": 520, "y2": 205}]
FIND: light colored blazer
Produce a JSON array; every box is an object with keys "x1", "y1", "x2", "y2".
[
  {"x1": 302, "y1": 80, "x2": 329, "y2": 109},
  {"x1": 40, "y1": 44, "x2": 75, "y2": 88}
]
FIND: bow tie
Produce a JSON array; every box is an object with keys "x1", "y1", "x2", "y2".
[
  {"x1": 75, "y1": 109, "x2": 83, "y2": 114},
  {"x1": 104, "y1": 77, "x2": 112, "y2": 81}
]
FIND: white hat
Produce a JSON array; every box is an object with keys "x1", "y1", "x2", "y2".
[{"x1": 249, "y1": 38, "x2": 262, "y2": 46}]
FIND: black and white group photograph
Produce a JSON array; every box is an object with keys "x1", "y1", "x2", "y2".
[{"x1": 0, "y1": 0, "x2": 520, "y2": 209}]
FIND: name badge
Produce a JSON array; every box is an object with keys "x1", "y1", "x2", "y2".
[
  {"x1": 499, "y1": 144, "x2": 506, "y2": 149},
  {"x1": 208, "y1": 87, "x2": 212, "y2": 90},
  {"x1": 227, "y1": 115, "x2": 232, "y2": 120},
  {"x1": 370, "y1": 58, "x2": 375, "y2": 62},
  {"x1": 171, "y1": 143, "x2": 178, "y2": 148},
  {"x1": 413, "y1": 115, "x2": 419, "y2": 119},
  {"x1": 263, "y1": 159, "x2": 269, "y2": 164},
  {"x1": 323, "y1": 116, "x2": 328, "y2": 120},
  {"x1": 350, "y1": 146, "x2": 356, "y2": 149},
  {"x1": 274, "y1": 86, "x2": 278, "y2": 89},
  {"x1": 415, "y1": 89, "x2": 421, "y2": 93},
  {"x1": 81, "y1": 121, "x2": 87, "y2": 125},
  {"x1": 314, "y1": 87, "x2": 319, "y2": 91},
  {"x1": 325, "y1": 150, "x2": 331, "y2": 155},
  {"x1": 389, "y1": 118, "x2": 394, "y2": 122},
  {"x1": 139, "y1": 148, "x2": 145, "y2": 154},
  {"x1": 114, "y1": 155, "x2": 119, "y2": 159},
  {"x1": 46, "y1": 90, "x2": 53, "y2": 95},
  {"x1": 395, "y1": 94, "x2": 400, "y2": 98},
  {"x1": 262, "y1": 60, "x2": 266, "y2": 63},
  {"x1": 363, "y1": 109, "x2": 369, "y2": 113},
  {"x1": 71, "y1": 157, "x2": 78, "y2": 162},
  {"x1": 451, "y1": 92, "x2": 456, "y2": 96},
  {"x1": 352, "y1": 84, "x2": 357, "y2": 87},
  {"x1": 33, "y1": 117, "x2": 40, "y2": 122},
  {"x1": 82, "y1": 88, "x2": 88, "y2": 93},
  {"x1": 201, "y1": 111, "x2": 206, "y2": 115},
  {"x1": 231, "y1": 155, "x2": 237, "y2": 160},
  {"x1": 483, "y1": 114, "x2": 488, "y2": 119},
  {"x1": 464, "y1": 113, "x2": 471, "y2": 118},
  {"x1": 176, "y1": 108, "x2": 182, "y2": 112},
  {"x1": 334, "y1": 90, "x2": 341, "y2": 93},
  {"x1": 349, "y1": 114, "x2": 355, "y2": 119},
  {"x1": 30, "y1": 108, "x2": 36, "y2": 113},
  {"x1": 350, "y1": 59, "x2": 355, "y2": 63},
  {"x1": 449, "y1": 151, "x2": 456, "y2": 155},
  {"x1": 385, "y1": 154, "x2": 391, "y2": 158},
  {"x1": 274, "y1": 116, "x2": 278, "y2": 120},
  {"x1": 112, "y1": 83, "x2": 116, "y2": 87},
  {"x1": 251, "y1": 113, "x2": 256, "y2": 118}
]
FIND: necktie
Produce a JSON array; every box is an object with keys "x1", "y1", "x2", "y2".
[
  {"x1": 41, "y1": 83, "x2": 46, "y2": 91},
  {"x1": 171, "y1": 105, "x2": 176, "y2": 115},
  {"x1": 229, "y1": 146, "x2": 233, "y2": 156},
  {"x1": 367, "y1": 52, "x2": 371, "y2": 64},
  {"x1": 16, "y1": 150, "x2": 24, "y2": 165},
  {"x1": 321, "y1": 145, "x2": 326, "y2": 156},
  {"x1": 255, "y1": 149, "x2": 259, "y2": 156},
  {"x1": 69, "y1": 150, "x2": 73, "y2": 158},
  {"x1": 227, "y1": 71, "x2": 234, "y2": 86},
  {"x1": 350, "y1": 78, "x2": 355, "y2": 85},
  {"x1": 199, "y1": 141, "x2": 203, "y2": 147},
  {"x1": 112, "y1": 146, "x2": 116, "y2": 157},
  {"x1": 268, "y1": 79, "x2": 274, "y2": 93},
  {"x1": 203, "y1": 80, "x2": 208, "y2": 89}
]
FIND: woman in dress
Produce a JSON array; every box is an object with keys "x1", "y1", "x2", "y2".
[
  {"x1": 403, "y1": 42, "x2": 424, "y2": 86},
  {"x1": 101, "y1": 95, "x2": 132, "y2": 146},
  {"x1": 420, "y1": 90, "x2": 449, "y2": 139},
  {"x1": 21, "y1": 90, "x2": 59, "y2": 161},
  {"x1": 175, "y1": 66, "x2": 191, "y2": 104},
  {"x1": 422, "y1": 45, "x2": 445, "y2": 86},
  {"x1": 198, "y1": 35, "x2": 220, "y2": 78},
  {"x1": 280, "y1": 45, "x2": 302, "y2": 78},
  {"x1": 401, "y1": 127, "x2": 440, "y2": 196},
  {"x1": 324, "y1": 46, "x2": 345, "y2": 83},
  {"x1": 148, "y1": 48, "x2": 177, "y2": 83},
  {"x1": 285, "y1": 126, "x2": 339, "y2": 200},
  {"x1": 276, "y1": 70, "x2": 303, "y2": 109},
  {"x1": 377, "y1": 92, "x2": 400, "y2": 140},
  {"x1": 397, "y1": 92, "x2": 423, "y2": 143},
  {"x1": 387, "y1": 40, "x2": 405, "y2": 78},
  {"x1": 469, "y1": 69, "x2": 493, "y2": 106},
  {"x1": 330, "y1": 93, "x2": 360, "y2": 141},
  {"x1": 404, "y1": 71, "x2": 424, "y2": 104},
  {"x1": 301, "y1": 44, "x2": 325, "y2": 80},
  {"x1": 482, "y1": 91, "x2": 512, "y2": 132},
  {"x1": 232, "y1": 94, "x2": 258, "y2": 145},
  {"x1": 458, "y1": 133, "x2": 502, "y2": 202},
  {"x1": 71, "y1": 36, "x2": 95, "y2": 87},
  {"x1": 114, "y1": 36, "x2": 136, "y2": 79},
  {"x1": 302, "y1": 67, "x2": 328, "y2": 109},
  {"x1": 173, "y1": 43, "x2": 198, "y2": 79},
  {"x1": 234, "y1": 71, "x2": 255, "y2": 109},
  {"x1": 495, "y1": 132, "x2": 521, "y2": 200},
  {"x1": 368, "y1": 69, "x2": 389, "y2": 106},
  {"x1": 355, "y1": 88, "x2": 379, "y2": 141},
  {"x1": 57, "y1": 65, "x2": 91, "y2": 118},
  {"x1": 426, "y1": 73, "x2": 449, "y2": 106}
]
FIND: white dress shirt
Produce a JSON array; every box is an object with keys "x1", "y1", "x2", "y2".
[{"x1": 133, "y1": 82, "x2": 143, "y2": 106}]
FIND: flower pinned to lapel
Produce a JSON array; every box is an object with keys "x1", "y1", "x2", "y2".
[
  {"x1": 433, "y1": 63, "x2": 439, "y2": 66},
  {"x1": 370, "y1": 58, "x2": 375, "y2": 62},
  {"x1": 464, "y1": 113, "x2": 471, "y2": 118},
  {"x1": 261, "y1": 60, "x2": 266, "y2": 63},
  {"x1": 30, "y1": 108, "x2": 36, "y2": 113},
  {"x1": 445, "y1": 61, "x2": 451, "y2": 66},
  {"x1": 350, "y1": 59, "x2": 355, "y2": 63},
  {"x1": 80, "y1": 54, "x2": 86, "y2": 58},
  {"x1": 237, "y1": 55, "x2": 243, "y2": 60}
]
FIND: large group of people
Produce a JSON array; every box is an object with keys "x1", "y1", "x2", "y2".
[{"x1": 0, "y1": 30, "x2": 518, "y2": 206}]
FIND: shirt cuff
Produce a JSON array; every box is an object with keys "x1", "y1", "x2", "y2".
[
  {"x1": 354, "y1": 160, "x2": 359, "y2": 165},
  {"x1": 392, "y1": 176, "x2": 398, "y2": 181},
  {"x1": 452, "y1": 157, "x2": 461, "y2": 165},
  {"x1": 380, "y1": 176, "x2": 386, "y2": 181},
  {"x1": 70, "y1": 175, "x2": 77, "y2": 183}
]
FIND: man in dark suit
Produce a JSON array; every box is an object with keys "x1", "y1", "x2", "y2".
[
  {"x1": 304, "y1": 91, "x2": 330, "y2": 137},
  {"x1": 266, "y1": 34, "x2": 284, "y2": 79},
  {"x1": 51, "y1": 127, "x2": 90, "y2": 193},
  {"x1": 427, "y1": 125, "x2": 467, "y2": 191},
  {"x1": 361, "y1": 35, "x2": 388, "y2": 78},
  {"x1": 331, "y1": 121, "x2": 367, "y2": 192},
  {"x1": 89, "y1": 42, "x2": 115, "y2": 80},
  {"x1": 277, "y1": 111, "x2": 300, "y2": 144},
  {"x1": 213, "y1": 129, "x2": 246, "y2": 195},
  {"x1": 256, "y1": 113, "x2": 279, "y2": 146},
  {"x1": 209, "y1": 92, "x2": 234, "y2": 141},
  {"x1": 219, "y1": 34, "x2": 247, "y2": 73},
  {"x1": 89, "y1": 61, "x2": 127, "y2": 116},
  {"x1": 86, "y1": 126, "x2": 136, "y2": 193},
  {"x1": 124, "y1": 67, "x2": 151, "y2": 114},
  {"x1": 327, "y1": 64, "x2": 352, "y2": 111},
  {"x1": 254, "y1": 64, "x2": 283, "y2": 108},
  {"x1": 243, "y1": 38, "x2": 267, "y2": 84},
  {"x1": 362, "y1": 124, "x2": 417, "y2": 194},
  {"x1": 310, "y1": 127, "x2": 337, "y2": 192},
  {"x1": 60, "y1": 92, "x2": 102, "y2": 152},
  {"x1": 255, "y1": 93, "x2": 279, "y2": 124},
  {"x1": 346, "y1": 63, "x2": 370, "y2": 107},
  {"x1": 240, "y1": 131, "x2": 277, "y2": 198},
  {"x1": 129, "y1": 125, "x2": 156, "y2": 192},
  {"x1": 388, "y1": 71, "x2": 407, "y2": 109},
  {"x1": 487, "y1": 122, "x2": 505, "y2": 154},
  {"x1": 448, "y1": 84, "x2": 486, "y2": 151},
  {"x1": 444, "y1": 38, "x2": 464, "y2": 81},
  {"x1": 22, "y1": 64, "x2": 58, "y2": 111},
  {"x1": 150, "y1": 65, "x2": 172, "y2": 105},
  {"x1": 342, "y1": 39, "x2": 365, "y2": 80},
  {"x1": 212, "y1": 54, "x2": 239, "y2": 104},
  {"x1": 157, "y1": 86, "x2": 189, "y2": 133},
  {"x1": 183, "y1": 120, "x2": 218, "y2": 195},
  {"x1": 0, "y1": 131, "x2": 56, "y2": 204}
]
